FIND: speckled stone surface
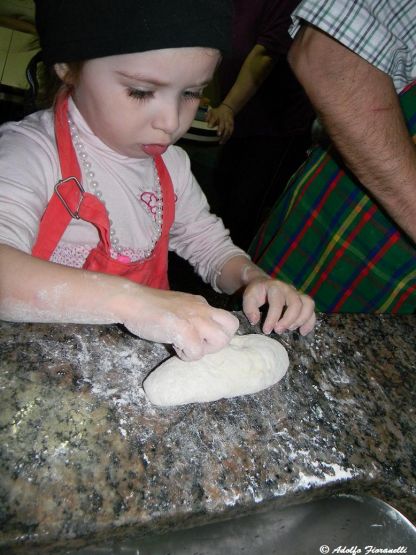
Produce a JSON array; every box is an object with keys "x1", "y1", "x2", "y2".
[{"x1": 0, "y1": 313, "x2": 415, "y2": 554}]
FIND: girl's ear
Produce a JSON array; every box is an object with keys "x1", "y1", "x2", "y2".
[{"x1": 54, "y1": 63, "x2": 70, "y2": 82}]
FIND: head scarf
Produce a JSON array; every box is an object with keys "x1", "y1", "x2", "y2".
[{"x1": 34, "y1": 0, "x2": 232, "y2": 65}]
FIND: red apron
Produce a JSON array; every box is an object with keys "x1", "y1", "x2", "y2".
[{"x1": 32, "y1": 93, "x2": 175, "y2": 289}]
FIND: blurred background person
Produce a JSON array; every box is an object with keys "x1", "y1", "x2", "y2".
[{"x1": 206, "y1": 0, "x2": 314, "y2": 250}]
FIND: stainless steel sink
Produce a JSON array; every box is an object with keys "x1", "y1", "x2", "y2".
[{"x1": 65, "y1": 495, "x2": 416, "y2": 555}]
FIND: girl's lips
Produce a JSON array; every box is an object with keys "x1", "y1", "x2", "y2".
[{"x1": 142, "y1": 144, "x2": 169, "y2": 156}]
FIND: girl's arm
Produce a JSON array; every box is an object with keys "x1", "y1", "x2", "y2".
[
  {"x1": 217, "y1": 255, "x2": 316, "y2": 336},
  {"x1": 0, "y1": 244, "x2": 239, "y2": 361}
]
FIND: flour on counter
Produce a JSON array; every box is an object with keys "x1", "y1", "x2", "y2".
[{"x1": 297, "y1": 463, "x2": 356, "y2": 490}]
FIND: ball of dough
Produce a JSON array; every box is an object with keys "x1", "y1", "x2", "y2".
[{"x1": 142, "y1": 334, "x2": 289, "y2": 407}]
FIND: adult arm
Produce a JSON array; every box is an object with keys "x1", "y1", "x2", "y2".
[
  {"x1": 288, "y1": 25, "x2": 416, "y2": 243},
  {"x1": 0, "y1": 244, "x2": 239, "y2": 361},
  {"x1": 206, "y1": 44, "x2": 276, "y2": 143}
]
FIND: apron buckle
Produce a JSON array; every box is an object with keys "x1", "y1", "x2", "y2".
[{"x1": 54, "y1": 177, "x2": 85, "y2": 219}]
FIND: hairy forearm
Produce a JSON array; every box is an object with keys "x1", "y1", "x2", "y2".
[
  {"x1": 289, "y1": 25, "x2": 416, "y2": 243},
  {"x1": 222, "y1": 44, "x2": 275, "y2": 115}
]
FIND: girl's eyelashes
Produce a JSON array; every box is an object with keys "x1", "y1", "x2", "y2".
[
  {"x1": 127, "y1": 87, "x2": 204, "y2": 102},
  {"x1": 183, "y1": 90, "x2": 204, "y2": 101},
  {"x1": 128, "y1": 88, "x2": 153, "y2": 101}
]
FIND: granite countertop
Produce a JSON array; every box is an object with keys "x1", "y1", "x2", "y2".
[{"x1": 0, "y1": 313, "x2": 415, "y2": 554}]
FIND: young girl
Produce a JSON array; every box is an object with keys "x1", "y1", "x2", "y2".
[{"x1": 0, "y1": 0, "x2": 315, "y2": 361}]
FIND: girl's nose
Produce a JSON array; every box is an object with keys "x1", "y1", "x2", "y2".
[{"x1": 152, "y1": 99, "x2": 180, "y2": 136}]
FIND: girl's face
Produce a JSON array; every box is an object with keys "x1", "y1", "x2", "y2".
[{"x1": 67, "y1": 47, "x2": 220, "y2": 158}]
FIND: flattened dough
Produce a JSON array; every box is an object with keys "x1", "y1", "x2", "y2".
[{"x1": 143, "y1": 334, "x2": 289, "y2": 407}]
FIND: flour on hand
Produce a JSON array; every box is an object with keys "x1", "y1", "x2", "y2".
[{"x1": 142, "y1": 334, "x2": 289, "y2": 407}]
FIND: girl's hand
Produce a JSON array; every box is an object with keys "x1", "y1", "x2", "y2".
[
  {"x1": 242, "y1": 276, "x2": 316, "y2": 336},
  {"x1": 205, "y1": 105, "x2": 234, "y2": 144},
  {"x1": 120, "y1": 287, "x2": 239, "y2": 361}
]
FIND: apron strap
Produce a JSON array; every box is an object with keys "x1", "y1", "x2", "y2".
[{"x1": 32, "y1": 92, "x2": 91, "y2": 259}]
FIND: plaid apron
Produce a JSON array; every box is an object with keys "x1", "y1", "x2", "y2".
[{"x1": 249, "y1": 82, "x2": 416, "y2": 313}]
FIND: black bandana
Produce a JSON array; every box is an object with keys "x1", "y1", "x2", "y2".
[{"x1": 35, "y1": 0, "x2": 232, "y2": 65}]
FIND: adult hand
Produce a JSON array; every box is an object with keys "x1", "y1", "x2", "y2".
[
  {"x1": 205, "y1": 104, "x2": 234, "y2": 144},
  {"x1": 242, "y1": 276, "x2": 316, "y2": 336}
]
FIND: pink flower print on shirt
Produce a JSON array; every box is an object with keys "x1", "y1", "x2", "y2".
[
  {"x1": 140, "y1": 190, "x2": 178, "y2": 220},
  {"x1": 140, "y1": 191, "x2": 159, "y2": 220}
]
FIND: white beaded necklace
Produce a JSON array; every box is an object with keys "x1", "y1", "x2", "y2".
[{"x1": 67, "y1": 115, "x2": 163, "y2": 260}]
